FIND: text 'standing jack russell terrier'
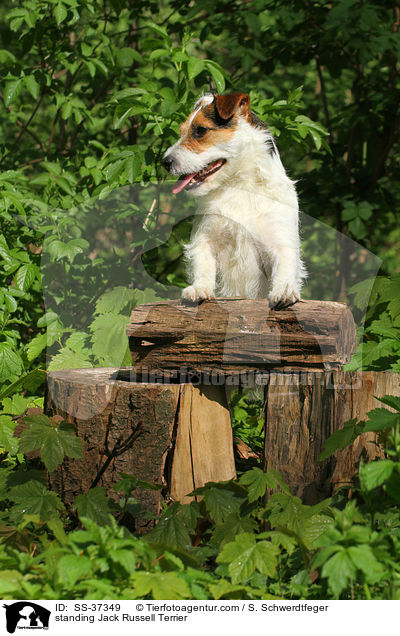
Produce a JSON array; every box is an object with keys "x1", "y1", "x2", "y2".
[{"x1": 162, "y1": 92, "x2": 306, "y2": 309}]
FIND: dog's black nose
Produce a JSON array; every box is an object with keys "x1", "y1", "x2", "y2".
[{"x1": 161, "y1": 155, "x2": 174, "y2": 172}]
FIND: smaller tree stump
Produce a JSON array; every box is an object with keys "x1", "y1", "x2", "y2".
[
  {"x1": 45, "y1": 368, "x2": 235, "y2": 526},
  {"x1": 263, "y1": 370, "x2": 400, "y2": 502}
]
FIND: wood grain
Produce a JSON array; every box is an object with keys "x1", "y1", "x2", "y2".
[
  {"x1": 45, "y1": 368, "x2": 236, "y2": 524},
  {"x1": 127, "y1": 298, "x2": 357, "y2": 374},
  {"x1": 262, "y1": 370, "x2": 400, "y2": 502},
  {"x1": 170, "y1": 384, "x2": 236, "y2": 503}
]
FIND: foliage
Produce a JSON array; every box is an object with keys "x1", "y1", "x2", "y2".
[
  {"x1": 0, "y1": 390, "x2": 398, "y2": 599},
  {"x1": 0, "y1": 0, "x2": 398, "y2": 385},
  {"x1": 0, "y1": 0, "x2": 399, "y2": 603},
  {"x1": 345, "y1": 274, "x2": 400, "y2": 371}
]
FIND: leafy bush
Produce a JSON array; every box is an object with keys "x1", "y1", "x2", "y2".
[
  {"x1": 0, "y1": 0, "x2": 399, "y2": 602},
  {"x1": 0, "y1": 395, "x2": 399, "y2": 599}
]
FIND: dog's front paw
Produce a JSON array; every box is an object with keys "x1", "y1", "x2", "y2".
[
  {"x1": 268, "y1": 286, "x2": 300, "y2": 310},
  {"x1": 182, "y1": 285, "x2": 214, "y2": 303}
]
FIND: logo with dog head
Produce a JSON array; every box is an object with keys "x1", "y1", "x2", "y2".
[{"x1": 3, "y1": 602, "x2": 50, "y2": 633}]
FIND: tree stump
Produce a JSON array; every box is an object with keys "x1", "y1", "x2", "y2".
[
  {"x1": 44, "y1": 298, "x2": 399, "y2": 515},
  {"x1": 45, "y1": 368, "x2": 235, "y2": 526},
  {"x1": 262, "y1": 370, "x2": 400, "y2": 503}
]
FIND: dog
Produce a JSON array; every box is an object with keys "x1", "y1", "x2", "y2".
[{"x1": 162, "y1": 92, "x2": 306, "y2": 308}]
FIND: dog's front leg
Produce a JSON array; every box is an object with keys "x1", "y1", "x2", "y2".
[
  {"x1": 182, "y1": 236, "x2": 216, "y2": 303},
  {"x1": 268, "y1": 246, "x2": 302, "y2": 309}
]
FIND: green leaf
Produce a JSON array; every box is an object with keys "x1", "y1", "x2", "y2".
[
  {"x1": 4, "y1": 292, "x2": 17, "y2": 313},
  {"x1": 90, "y1": 313, "x2": 130, "y2": 367},
  {"x1": 147, "y1": 514, "x2": 191, "y2": 549},
  {"x1": 348, "y1": 278, "x2": 376, "y2": 310},
  {"x1": 239, "y1": 468, "x2": 288, "y2": 502},
  {"x1": 320, "y1": 549, "x2": 356, "y2": 598},
  {"x1": 375, "y1": 395, "x2": 400, "y2": 412},
  {"x1": 58, "y1": 555, "x2": 93, "y2": 586},
  {"x1": 4, "y1": 79, "x2": 23, "y2": 107},
  {"x1": 24, "y1": 75, "x2": 40, "y2": 100},
  {"x1": 73, "y1": 488, "x2": 112, "y2": 526},
  {"x1": 95, "y1": 287, "x2": 137, "y2": 315},
  {"x1": 116, "y1": 47, "x2": 137, "y2": 69},
  {"x1": 359, "y1": 459, "x2": 395, "y2": 492},
  {"x1": 0, "y1": 570, "x2": 23, "y2": 595},
  {"x1": 347, "y1": 545, "x2": 384, "y2": 584},
  {"x1": 54, "y1": 3, "x2": 68, "y2": 24},
  {"x1": 0, "y1": 369, "x2": 46, "y2": 399},
  {"x1": 0, "y1": 343, "x2": 23, "y2": 382},
  {"x1": 211, "y1": 513, "x2": 257, "y2": 548},
  {"x1": 1, "y1": 394, "x2": 31, "y2": 415},
  {"x1": 202, "y1": 487, "x2": 242, "y2": 524},
  {"x1": 349, "y1": 217, "x2": 366, "y2": 238},
  {"x1": 15, "y1": 264, "x2": 36, "y2": 291},
  {"x1": 19, "y1": 417, "x2": 83, "y2": 472},
  {"x1": 217, "y1": 533, "x2": 279, "y2": 584},
  {"x1": 9, "y1": 480, "x2": 63, "y2": 521},
  {"x1": 205, "y1": 61, "x2": 225, "y2": 92},
  {"x1": 26, "y1": 333, "x2": 48, "y2": 362},
  {"x1": 188, "y1": 57, "x2": 205, "y2": 79},
  {"x1": 131, "y1": 571, "x2": 191, "y2": 600},
  {"x1": 362, "y1": 408, "x2": 400, "y2": 432},
  {"x1": 341, "y1": 203, "x2": 358, "y2": 221},
  {"x1": 300, "y1": 513, "x2": 334, "y2": 549},
  {"x1": 0, "y1": 415, "x2": 19, "y2": 454},
  {"x1": 319, "y1": 418, "x2": 361, "y2": 460},
  {"x1": 105, "y1": 160, "x2": 125, "y2": 183},
  {"x1": 47, "y1": 238, "x2": 89, "y2": 263},
  {"x1": 239, "y1": 467, "x2": 269, "y2": 501},
  {"x1": 267, "y1": 492, "x2": 332, "y2": 549},
  {"x1": 48, "y1": 347, "x2": 92, "y2": 371},
  {"x1": 64, "y1": 332, "x2": 90, "y2": 352}
]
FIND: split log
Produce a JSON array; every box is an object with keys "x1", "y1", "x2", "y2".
[
  {"x1": 262, "y1": 370, "x2": 400, "y2": 503},
  {"x1": 45, "y1": 368, "x2": 235, "y2": 527},
  {"x1": 127, "y1": 298, "x2": 356, "y2": 375}
]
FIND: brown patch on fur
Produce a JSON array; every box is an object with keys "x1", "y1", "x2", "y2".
[
  {"x1": 215, "y1": 93, "x2": 250, "y2": 120},
  {"x1": 181, "y1": 108, "x2": 236, "y2": 152}
]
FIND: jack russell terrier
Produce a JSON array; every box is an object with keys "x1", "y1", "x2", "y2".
[{"x1": 162, "y1": 92, "x2": 306, "y2": 309}]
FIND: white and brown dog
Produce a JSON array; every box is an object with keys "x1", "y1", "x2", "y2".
[{"x1": 162, "y1": 92, "x2": 306, "y2": 308}]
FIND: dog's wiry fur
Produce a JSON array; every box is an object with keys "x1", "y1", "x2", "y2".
[{"x1": 162, "y1": 93, "x2": 306, "y2": 308}]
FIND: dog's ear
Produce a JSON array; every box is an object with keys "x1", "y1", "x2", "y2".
[{"x1": 214, "y1": 93, "x2": 250, "y2": 120}]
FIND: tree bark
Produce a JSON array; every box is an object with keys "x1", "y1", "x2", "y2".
[
  {"x1": 263, "y1": 370, "x2": 400, "y2": 503},
  {"x1": 127, "y1": 298, "x2": 357, "y2": 374},
  {"x1": 45, "y1": 368, "x2": 235, "y2": 528}
]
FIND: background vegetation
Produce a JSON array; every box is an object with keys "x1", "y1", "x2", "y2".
[{"x1": 0, "y1": 0, "x2": 399, "y2": 600}]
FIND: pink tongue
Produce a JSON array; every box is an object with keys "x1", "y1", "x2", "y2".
[{"x1": 172, "y1": 173, "x2": 197, "y2": 195}]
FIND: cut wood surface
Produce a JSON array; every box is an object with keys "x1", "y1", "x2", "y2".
[
  {"x1": 127, "y1": 298, "x2": 357, "y2": 374},
  {"x1": 45, "y1": 368, "x2": 236, "y2": 524},
  {"x1": 170, "y1": 383, "x2": 236, "y2": 503}
]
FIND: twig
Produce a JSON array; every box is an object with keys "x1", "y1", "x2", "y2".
[{"x1": 90, "y1": 422, "x2": 144, "y2": 489}]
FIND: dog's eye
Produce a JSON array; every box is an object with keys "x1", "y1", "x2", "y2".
[{"x1": 193, "y1": 126, "x2": 208, "y2": 139}]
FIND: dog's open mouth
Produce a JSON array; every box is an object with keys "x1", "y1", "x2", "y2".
[{"x1": 172, "y1": 159, "x2": 226, "y2": 194}]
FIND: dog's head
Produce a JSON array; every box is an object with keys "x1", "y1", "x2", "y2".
[{"x1": 162, "y1": 92, "x2": 259, "y2": 196}]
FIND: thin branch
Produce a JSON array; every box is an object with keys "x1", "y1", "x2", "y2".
[
  {"x1": 15, "y1": 91, "x2": 45, "y2": 145},
  {"x1": 16, "y1": 119, "x2": 46, "y2": 153},
  {"x1": 315, "y1": 56, "x2": 332, "y2": 139}
]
